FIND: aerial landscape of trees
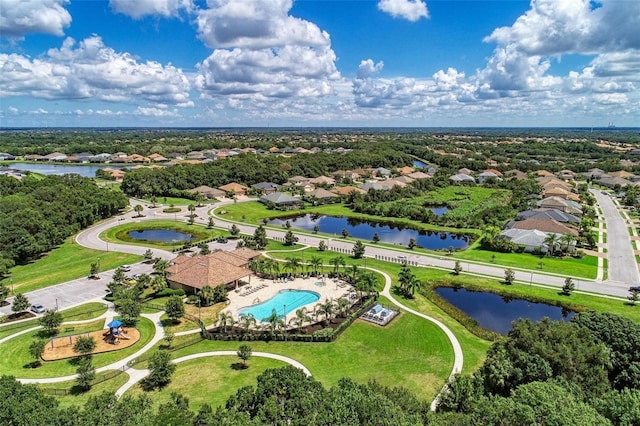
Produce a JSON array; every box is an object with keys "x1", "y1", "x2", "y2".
[{"x1": 0, "y1": 174, "x2": 127, "y2": 272}]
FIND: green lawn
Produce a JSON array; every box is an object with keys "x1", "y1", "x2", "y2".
[
  {"x1": 0, "y1": 303, "x2": 108, "y2": 340},
  {"x1": 101, "y1": 220, "x2": 220, "y2": 250},
  {"x1": 39, "y1": 370, "x2": 129, "y2": 409},
  {"x1": 2, "y1": 238, "x2": 142, "y2": 294},
  {"x1": 126, "y1": 356, "x2": 290, "y2": 411},
  {"x1": 452, "y1": 245, "x2": 598, "y2": 279},
  {"x1": 133, "y1": 307, "x2": 454, "y2": 402},
  {"x1": 0, "y1": 317, "x2": 155, "y2": 378}
]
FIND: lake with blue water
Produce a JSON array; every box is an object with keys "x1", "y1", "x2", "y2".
[
  {"x1": 435, "y1": 287, "x2": 574, "y2": 334},
  {"x1": 8, "y1": 163, "x2": 125, "y2": 177},
  {"x1": 128, "y1": 229, "x2": 194, "y2": 243},
  {"x1": 268, "y1": 214, "x2": 469, "y2": 250}
]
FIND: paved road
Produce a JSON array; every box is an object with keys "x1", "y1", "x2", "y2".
[
  {"x1": 208, "y1": 202, "x2": 632, "y2": 298},
  {"x1": 591, "y1": 189, "x2": 640, "y2": 287}
]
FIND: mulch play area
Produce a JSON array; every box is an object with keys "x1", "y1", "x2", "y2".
[{"x1": 42, "y1": 327, "x2": 141, "y2": 361}]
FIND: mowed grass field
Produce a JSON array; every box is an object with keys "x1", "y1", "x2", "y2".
[
  {"x1": 128, "y1": 307, "x2": 455, "y2": 404},
  {"x1": 3, "y1": 238, "x2": 142, "y2": 294}
]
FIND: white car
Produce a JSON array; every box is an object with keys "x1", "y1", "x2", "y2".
[
  {"x1": 120, "y1": 265, "x2": 131, "y2": 272},
  {"x1": 30, "y1": 304, "x2": 46, "y2": 314}
]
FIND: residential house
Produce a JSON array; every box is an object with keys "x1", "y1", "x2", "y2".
[
  {"x1": 505, "y1": 169, "x2": 528, "y2": 180},
  {"x1": 251, "y1": 182, "x2": 281, "y2": 195},
  {"x1": 149, "y1": 153, "x2": 169, "y2": 162},
  {"x1": 219, "y1": 182, "x2": 249, "y2": 196},
  {"x1": 408, "y1": 171, "x2": 431, "y2": 180},
  {"x1": 449, "y1": 173, "x2": 475, "y2": 183},
  {"x1": 259, "y1": 192, "x2": 304, "y2": 208},
  {"x1": 458, "y1": 168, "x2": 474, "y2": 176},
  {"x1": 499, "y1": 229, "x2": 552, "y2": 253},
  {"x1": 305, "y1": 188, "x2": 339, "y2": 204},
  {"x1": 43, "y1": 152, "x2": 67, "y2": 162},
  {"x1": 484, "y1": 169, "x2": 504, "y2": 178},
  {"x1": 189, "y1": 185, "x2": 226, "y2": 199},
  {"x1": 506, "y1": 218, "x2": 579, "y2": 237},
  {"x1": 536, "y1": 170, "x2": 555, "y2": 178},
  {"x1": 515, "y1": 209, "x2": 581, "y2": 224},
  {"x1": 374, "y1": 167, "x2": 391, "y2": 178},
  {"x1": 539, "y1": 196, "x2": 582, "y2": 215},
  {"x1": 331, "y1": 186, "x2": 366, "y2": 196},
  {"x1": 556, "y1": 170, "x2": 577, "y2": 181},
  {"x1": 598, "y1": 176, "x2": 635, "y2": 189},
  {"x1": 308, "y1": 175, "x2": 336, "y2": 187},
  {"x1": 542, "y1": 186, "x2": 580, "y2": 201},
  {"x1": 397, "y1": 166, "x2": 414, "y2": 176},
  {"x1": 478, "y1": 171, "x2": 502, "y2": 184},
  {"x1": 288, "y1": 176, "x2": 310, "y2": 186},
  {"x1": 359, "y1": 181, "x2": 389, "y2": 192}
]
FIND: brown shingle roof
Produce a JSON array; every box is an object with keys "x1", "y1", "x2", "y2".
[
  {"x1": 166, "y1": 252, "x2": 254, "y2": 290},
  {"x1": 511, "y1": 218, "x2": 578, "y2": 236}
]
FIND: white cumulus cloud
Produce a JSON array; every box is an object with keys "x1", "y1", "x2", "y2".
[
  {"x1": 109, "y1": 0, "x2": 193, "y2": 19},
  {"x1": 357, "y1": 59, "x2": 384, "y2": 79},
  {"x1": 0, "y1": 0, "x2": 71, "y2": 38},
  {"x1": 0, "y1": 36, "x2": 192, "y2": 106},
  {"x1": 377, "y1": 0, "x2": 429, "y2": 22},
  {"x1": 195, "y1": 0, "x2": 340, "y2": 103}
]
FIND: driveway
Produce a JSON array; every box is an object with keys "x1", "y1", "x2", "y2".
[{"x1": 591, "y1": 189, "x2": 640, "y2": 288}]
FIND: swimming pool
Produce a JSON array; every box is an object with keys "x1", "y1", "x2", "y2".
[{"x1": 237, "y1": 289, "x2": 320, "y2": 322}]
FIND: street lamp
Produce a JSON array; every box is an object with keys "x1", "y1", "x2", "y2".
[{"x1": 55, "y1": 298, "x2": 59, "y2": 312}]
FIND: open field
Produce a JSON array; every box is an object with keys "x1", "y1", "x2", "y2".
[
  {"x1": 2, "y1": 238, "x2": 142, "y2": 294},
  {"x1": 126, "y1": 356, "x2": 290, "y2": 411}
]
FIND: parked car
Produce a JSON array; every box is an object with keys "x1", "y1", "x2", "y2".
[
  {"x1": 630, "y1": 286, "x2": 640, "y2": 292},
  {"x1": 120, "y1": 264, "x2": 131, "y2": 272},
  {"x1": 217, "y1": 237, "x2": 228, "y2": 244},
  {"x1": 30, "y1": 304, "x2": 45, "y2": 314}
]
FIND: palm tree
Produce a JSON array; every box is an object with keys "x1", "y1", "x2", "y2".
[
  {"x1": 217, "y1": 312, "x2": 233, "y2": 333},
  {"x1": 559, "y1": 233, "x2": 576, "y2": 254},
  {"x1": 322, "y1": 299, "x2": 335, "y2": 324},
  {"x1": 314, "y1": 303, "x2": 328, "y2": 325},
  {"x1": 310, "y1": 256, "x2": 322, "y2": 276},
  {"x1": 239, "y1": 314, "x2": 257, "y2": 335},
  {"x1": 285, "y1": 257, "x2": 302, "y2": 277},
  {"x1": 543, "y1": 233, "x2": 561, "y2": 257},
  {"x1": 151, "y1": 275, "x2": 167, "y2": 292},
  {"x1": 153, "y1": 259, "x2": 170, "y2": 276},
  {"x1": 329, "y1": 256, "x2": 345, "y2": 278},
  {"x1": 406, "y1": 276, "x2": 420, "y2": 298},
  {"x1": 265, "y1": 309, "x2": 282, "y2": 337},
  {"x1": 188, "y1": 204, "x2": 196, "y2": 217},
  {"x1": 336, "y1": 298, "x2": 350, "y2": 317},
  {"x1": 349, "y1": 264, "x2": 359, "y2": 285},
  {"x1": 290, "y1": 308, "x2": 310, "y2": 333},
  {"x1": 198, "y1": 285, "x2": 215, "y2": 306},
  {"x1": 271, "y1": 261, "x2": 281, "y2": 279},
  {"x1": 357, "y1": 271, "x2": 377, "y2": 298}
]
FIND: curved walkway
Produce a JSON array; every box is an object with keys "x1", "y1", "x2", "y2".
[
  {"x1": 115, "y1": 351, "x2": 311, "y2": 397},
  {"x1": 373, "y1": 267, "x2": 463, "y2": 411}
]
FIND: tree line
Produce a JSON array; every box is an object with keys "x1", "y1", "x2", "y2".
[{"x1": 0, "y1": 175, "x2": 128, "y2": 276}]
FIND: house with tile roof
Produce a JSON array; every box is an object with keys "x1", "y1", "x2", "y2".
[
  {"x1": 331, "y1": 186, "x2": 366, "y2": 196},
  {"x1": 219, "y1": 182, "x2": 249, "y2": 196},
  {"x1": 259, "y1": 192, "x2": 303, "y2": 208},
  {"x1": 189, "y1": 185, "x2": 226, "y2": 199},
  {"x1": 499, "y1": 229, "x2": 552, "y2": 253},
  {"x1": 506, "y1": 218, "x2": 578, "y2": 237},
  {"x1": 166, "y1": 248, "x2": 260, "y2": 294},
  {"x1": 539, "y1": 196, "x2": 582, "y2": 215}
]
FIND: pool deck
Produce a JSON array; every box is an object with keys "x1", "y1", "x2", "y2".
[{"x1": 223, "y1": 276, "x2": 356, "y2": 324}]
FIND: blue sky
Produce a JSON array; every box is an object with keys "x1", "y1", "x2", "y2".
[{"x1": 1, "y1": 0, "x2": 638, "y2": 127}]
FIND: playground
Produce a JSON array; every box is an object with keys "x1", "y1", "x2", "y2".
[{"x1": 41, "y1": 326, "x2": 141, "y2": 361}]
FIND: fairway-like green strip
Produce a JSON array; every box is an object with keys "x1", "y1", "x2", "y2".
[
  {"x1": 0, "y1": 317, "x2": 155, "y2": 378},
  {"x1": 2, "y1": 238, "x2": 142, "y2": 294},
  {"x1": 126, "y1": 356, "x2": 289, "y2": 411},
  {"x1": 452, "y1": 246, "x2": 597, "y2": 279}
]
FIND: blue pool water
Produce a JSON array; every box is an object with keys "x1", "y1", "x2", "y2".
[{"x1": 238, "y1": 289, "x2": 320, "y2": 321}]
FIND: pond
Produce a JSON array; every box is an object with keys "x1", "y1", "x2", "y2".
[
  {"x1": 413, "y1": 159, "x2": 428, "y2": 169},
  {"x1": 8, "y1": 162, "x2": 125, "y2": 177},
  {"x1": 127, "y1": 229, "x2": 194, "y2": 243},
  {"x1": 435, "y1": 287, "x2": 574, "y2": 334},
  {"x1": 430, "y1": 206, "x2": 449, "y2": 216},
  {"x1": 267, "y1": 214, "x2": 469, "y2": 250}
]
